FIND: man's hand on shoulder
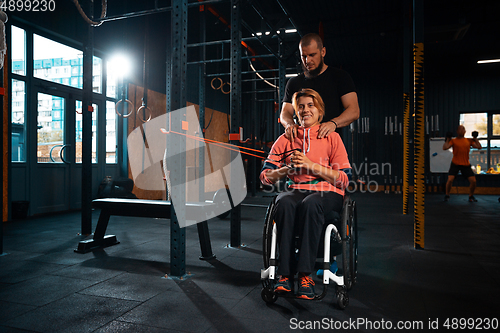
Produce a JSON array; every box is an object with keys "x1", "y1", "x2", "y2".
[
  {"x1": 285, "y1": 124, "x2": 299, "y2": 141},
  {"x1": 318, "y1": 121, "x2": 337, "y2": 139}
]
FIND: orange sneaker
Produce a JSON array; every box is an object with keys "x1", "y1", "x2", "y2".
[
  {"x1": 296, "y1": 274, "x2": 315, "y2": 300},
  {"x1": 274, "y1": 276, "x2": 292, "y2": 293}
]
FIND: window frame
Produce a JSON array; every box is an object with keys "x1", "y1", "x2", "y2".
[
  {"x1": 9, "y1": 22, "x2": 120, "y2": 165},
  {"x1": 459, "y1": 111, "x2": 500, "y2": 174}
]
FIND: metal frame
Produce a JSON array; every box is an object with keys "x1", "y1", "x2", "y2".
[
  {"x1": 81, "y1": 0, "x2": 94, "y2": 235},
  {"x1": 229, "y1": 0, "x2": 242, "y2": 247},
  {"x1": 168, "y1": 0, "x2": 189, "y2": 276}
]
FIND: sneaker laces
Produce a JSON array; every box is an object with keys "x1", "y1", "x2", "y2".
[
  {"x1": 299, "y1": 275, "x2": 314, "y2": 288},
  {"x1": 278, "y1": 276, "x2": 289, "y2": 283}
]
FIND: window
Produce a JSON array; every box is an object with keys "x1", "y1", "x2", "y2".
[
  {"x1": 106, "y1": 101, "x2": 117, "y2": 163},
  {"x1": 37, "y1": 93, "x2": 65, "y2": 163},
  {"x1": 34, "y1": 34, "x2": 83, "y2": 89},
  {"x1": 12, "y1": 28, "x2": 119, "y2": 166},
  {"x1": 493, "y1": 115, "x2": 500, "y2": 136},
  {"x1": 460, "y1": 112, "x2": 500, "y2": 174},
  {"x1": 93, "y1": 56, "x2": 102, "y2": 93},
  {"x1": 12, "y1": 26, "x2": 26, "y2": 76},
  {"x1": 11, "y1": 79, "x2": 26, "y2": 162},
  {"x1": 106, "y1": 61, "x2": 118, "y2": 99}
]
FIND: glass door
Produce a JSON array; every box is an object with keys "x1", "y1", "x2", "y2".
[{"x1": 30, "y1": 91, "x2": 75, "y2": 214}]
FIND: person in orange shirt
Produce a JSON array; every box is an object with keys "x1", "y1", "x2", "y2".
[
  {"x1": 260, "y1": 88, "x2": 351, "y2": 299},
  {"x1": 443, "y1": 125, "x2": 482, "y2": 202}
]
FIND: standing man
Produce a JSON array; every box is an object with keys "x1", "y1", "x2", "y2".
[
  {"x1": 280, "y1": 33, "x2": 360, "y2": 140},
  {"x1": 443, "y1": 125, "x2": 482, "y2": 202}
]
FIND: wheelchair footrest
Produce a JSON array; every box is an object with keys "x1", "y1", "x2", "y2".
[
  {"x1": 323, "y1": 269, "x2": 344, "y2": 286},
  {"x1": 261, "y1": 266, "x2": 276, "y2": 280}
]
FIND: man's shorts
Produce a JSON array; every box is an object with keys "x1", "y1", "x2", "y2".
[{"x1": 449, "y1": 163, "x2": 475, "y2": 178}]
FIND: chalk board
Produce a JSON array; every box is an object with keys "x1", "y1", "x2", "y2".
[{"x1": 429, "y1": 138, "x2": 453, "y2": 173}]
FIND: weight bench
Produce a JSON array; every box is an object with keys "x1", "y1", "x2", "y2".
[{"x1": 75, "y1": 198, "x2": 216, "y2": 264}]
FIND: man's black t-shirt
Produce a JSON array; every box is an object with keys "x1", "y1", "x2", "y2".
[{"x1": 283, "y1": 66, "x2": 356, "y2": 122}]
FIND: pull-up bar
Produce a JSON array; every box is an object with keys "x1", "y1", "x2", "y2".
[{"x1": 92, "y1": 0, "x2": 228, "y2": 24}]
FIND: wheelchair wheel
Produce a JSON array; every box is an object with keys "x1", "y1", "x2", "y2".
[
  {"x1": 336, "y1": 285, "x2": 349, "y2": 310},
  {"x1": 261, "y1": 287, "x2": 278, "y2": 304},
  {"x1": 262, "y1": 195, "x2": 278, "y2": 269},
  {"x1": 350, "y1": 200, "x2": 358, "y2": 286},
  {"x1": 341, "y1": 197, "x2": 355, "y2": 290},
  {"x1": 261, "y1": 196, "x2": 279, "y2": 298}
]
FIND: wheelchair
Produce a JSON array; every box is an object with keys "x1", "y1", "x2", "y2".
[{"x1": 260, "y1": 194, "x2": 358, "y2": 309}]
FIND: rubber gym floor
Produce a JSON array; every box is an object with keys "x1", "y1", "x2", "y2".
[{"x1": 1, "y1": 192, "x2": 499, "y2": 332}]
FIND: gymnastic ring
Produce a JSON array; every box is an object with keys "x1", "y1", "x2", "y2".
[
  {"x1": 211, "y1": 77, "x2": 223, "y2": 90},
  {"x1": 221, "y1": 82, "x2": 231, "y2": 94},
  {"x1": 137, "y1": 105, "x2": 152, "y2": 123},
  {"x1": 115, "y1": 99, "x2": 134, "y2": 118}
]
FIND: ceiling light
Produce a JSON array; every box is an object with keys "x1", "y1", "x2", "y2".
[
  {"x1": 477, "y1": 59, "x2": 500, "y2": 64},
  {"x1": 285, "y1": 29, "x2": 297, "y2": 34},
  {"x1": 109, "y1": 54, "x2": 132, "y2": 79}
]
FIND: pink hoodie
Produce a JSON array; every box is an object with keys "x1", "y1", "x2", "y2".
[{"x1": 260, "y1": 124, "x2": 351, "y2": 196}]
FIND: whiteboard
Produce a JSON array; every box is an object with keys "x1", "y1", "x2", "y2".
[{"x1": 429, "y1": 138, "x2": 453, "y2": 173}]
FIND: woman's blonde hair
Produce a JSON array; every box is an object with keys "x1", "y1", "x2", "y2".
[{"x1": 292, "y1": 88, "x2": 325, "y2": 124}]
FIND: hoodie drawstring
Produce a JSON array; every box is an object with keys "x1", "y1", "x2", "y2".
[{"x1": 302, "y1": 128, "x2": 311, "y2": 154}]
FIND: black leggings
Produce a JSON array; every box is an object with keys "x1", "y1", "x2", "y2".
[{"x1": 273, "y1": 190, "x2": 343, "y2": 276}]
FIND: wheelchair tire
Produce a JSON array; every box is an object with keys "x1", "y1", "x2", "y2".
[
  {"x1": 262, "y1": 196, "x2": 278, "y2": 269},
  {"x1": 336, "y1": 285, "x2": 349, "y2": 310},
  {"x1": 350, "y1": 200, "x2": 358, "y2": 286},
  {"x1": 261, "y1": 287, "x2": 278, "y2": 303},
  {"x1": 341, "y1": 197, "x2": 354, "y2": 290}
]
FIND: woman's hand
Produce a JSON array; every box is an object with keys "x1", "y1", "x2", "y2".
[
  {"x1": 290, "y1": 151, "x2": 314, "y2": 170},
  {"x1": 290, "y1": 151, "x2": 340, "y2": 185}
]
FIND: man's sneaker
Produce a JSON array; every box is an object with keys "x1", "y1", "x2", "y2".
[
  {"x1": 469, "y1": 196, "x2": 478, "y2": 202},
  {"x1": 444, "y1": 195, "x2": 450, "y2": 202},
  {"x1": 296, "y1": 274, "x2": 315, "y2": 300},
  {"x1": 274, "y1": 276, "x2": 292, "y2": 293}
]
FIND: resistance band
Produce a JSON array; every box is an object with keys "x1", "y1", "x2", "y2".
[{"x1": 160, "y1": 127, "x2": 299, "y2": 166}]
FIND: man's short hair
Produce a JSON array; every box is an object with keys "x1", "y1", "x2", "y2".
[{"x1": 299, "y1": 33, "x2": 324, "y2": 50}]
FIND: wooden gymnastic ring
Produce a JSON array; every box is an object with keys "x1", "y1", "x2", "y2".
[
  {"x1": 137, "y1": 105, "x2": 152, "y2": 123},
  {"x1": 211, "y1": 77, "x2": 223, "y2": 90},
  {"x1": 115, "y1": 99, "x2": 134, "y2": 118},
  {"x1": 221, "y1": 82, "x2": 231, "y2": 94}
]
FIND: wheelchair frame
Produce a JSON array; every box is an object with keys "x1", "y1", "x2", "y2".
[{"x1": 260, "y1": 194, "x2": 358, "y2": 309}]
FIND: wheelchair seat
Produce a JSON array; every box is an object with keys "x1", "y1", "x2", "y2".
[{"x1": 325, "y1": 209, "x2": 341, "y2": 223}]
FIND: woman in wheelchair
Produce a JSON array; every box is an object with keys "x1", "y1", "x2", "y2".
[{"x1": 260, "y1": 88, "x2": 351, "y2": 300}]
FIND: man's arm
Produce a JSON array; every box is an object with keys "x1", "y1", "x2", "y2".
[
  {"x1": 318, "y1": 92, "x2": 360, "y2": 138},
  {"x1": 471, "y1": 138, "x2": 482, "y2": 149},
  {"x1": 335, "y1": 92, "x2": 360, "y2": 128},
  {"x1": 443, "y1": 138, "x2": 453, "y2": 150},
  {"x1": 279, "y1": 102, "x2": 299, "y2": 141}
]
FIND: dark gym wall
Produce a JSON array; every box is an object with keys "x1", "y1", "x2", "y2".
[
  {"x1": 426, "y1": 59, "x2": 500, "y2": 134},
  {"x1": 8, "y1": 1, "x2": 500, "y2": 191}
]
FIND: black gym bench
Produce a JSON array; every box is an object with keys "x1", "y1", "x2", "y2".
[{"x1": 75, "y1": 198, "x2": 216, "y2": 270}]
